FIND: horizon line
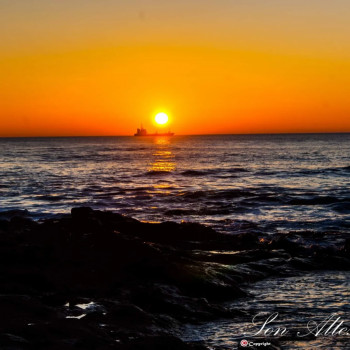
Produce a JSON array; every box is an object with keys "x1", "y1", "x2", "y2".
[{"x1": 1, "y1": 131, "x2": 350, "y2": 138}]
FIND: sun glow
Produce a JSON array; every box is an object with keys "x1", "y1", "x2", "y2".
[{"x1": 155, "y1": 113, "x2": 169, "y2": 125}]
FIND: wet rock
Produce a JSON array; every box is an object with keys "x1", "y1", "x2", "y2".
[
  {"x1": 0, "y1": 209, "x2": 30, "y2": 220},
  {"x1": 0, "y1": 295, "x2": 64, "y2": 331},
  {"x1": 289, "y1": 257, "x2": 319, "y2": 270},
  {"x1": 269, "y1": 235, "x2": 304, "y2": 255},
  {"x1": 0, "y1": 219, "x2": 10, "y2": 232},
  {"x1": 0, "y1": 333, "x2": 30, "y2": 349},
  {"x1": 343, "y1": 238, "x2": 350, "y2": 257},
  {"x1": 130, "y1": 283, "x2": 235, "y2": 322},
  {"x1": 71, "y1": 206, "x2": 94, "y2": 219},
  {"x1": 1, "y1": 207, "x2": 348, "y2": 349}
]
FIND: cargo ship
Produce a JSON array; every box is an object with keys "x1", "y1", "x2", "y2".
[{"x1": 134, "y1": 126, "x2": 174, "y2": 137}]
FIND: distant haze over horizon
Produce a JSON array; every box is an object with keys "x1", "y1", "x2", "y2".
[
  {"x1": 1, "y1": 132, "x2": 350, "y2": 139},
  {"x1": 1, "y1": 0, "x2": 350, "y2": 136}
]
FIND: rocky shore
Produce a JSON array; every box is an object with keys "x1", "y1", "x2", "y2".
[{"x1": 0, "y1": 207, "x2": 349, "y2": 349}]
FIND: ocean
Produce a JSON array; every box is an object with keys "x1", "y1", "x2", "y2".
[
  {"x1": 1, "y1": 133, "x2": 350, "y2": 349},
  {"x1": 1, "y1": 133, "x2": 350, "y2": 234}
]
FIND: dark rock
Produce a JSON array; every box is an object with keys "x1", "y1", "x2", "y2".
[
  {"x1": 1, "y1": 207, "x2": 348, "y2": 350},
  {"x1": 0, "y1": 333, "x2": 30, "y2": 348},
  {"x1": 0, "y1": 209, "x2": 30, "y2": 220},
  {"x1": 290, "y1": 257, "x2": 319, "y2": 270},
  {"x1": 270, "y1": 235, "x2": 304, "y2": 255},
  {"x1": 0, "y1": 219, "x2": 10, "y2": 232},
  {"x1": 71, "y1": 207, "x2": 94, "y2": 219},
  {"x1": 343, "y1": 238, "x2": 350, "y2": 257}
]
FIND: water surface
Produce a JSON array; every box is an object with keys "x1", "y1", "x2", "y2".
[{"x1": 1, "y1": 134, "x2": 349, "y2": 234}]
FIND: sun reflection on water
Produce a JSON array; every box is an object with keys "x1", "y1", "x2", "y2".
[{"x1": 149, "y1": 137, "x2": 176, "y2": 173}]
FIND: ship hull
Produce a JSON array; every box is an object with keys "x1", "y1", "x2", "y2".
[{"x1": 134, "y1": 133, "x2": 174, "y2": 136}]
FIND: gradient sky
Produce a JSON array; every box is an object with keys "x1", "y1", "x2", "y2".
[{"x1": 1, "y1": 0, "x2": 350, "y2": 136}]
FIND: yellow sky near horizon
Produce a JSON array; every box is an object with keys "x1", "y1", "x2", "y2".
[{"x1": 1, "y1": 0, "x2": 350, "y2": 136}]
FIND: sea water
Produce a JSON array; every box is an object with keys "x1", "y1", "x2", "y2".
[
  {"x1": 1, "y1": 133, "x2": 350, "y2": 349},
  {"x1": 1, "y1": 134, "x2": 349, "y2": 234}
]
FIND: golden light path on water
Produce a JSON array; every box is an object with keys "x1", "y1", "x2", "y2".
[{"x1": 149, "y1": 137, "x2": 176, "y2": 173}]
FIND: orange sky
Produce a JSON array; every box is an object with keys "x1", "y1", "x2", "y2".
[{"x1": 1, "y1": 1, "x2": 350, "y2": 136}]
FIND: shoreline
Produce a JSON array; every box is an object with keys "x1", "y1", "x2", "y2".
[{"x1": 1, "y1": 207, "x2": 349, "y2": 349}]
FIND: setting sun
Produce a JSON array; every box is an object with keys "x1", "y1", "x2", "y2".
[{"x1": 155, "y1": 113, "x2": 169, "y2": 125}]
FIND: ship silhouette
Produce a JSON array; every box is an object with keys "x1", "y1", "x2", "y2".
[{"x1": 134, "y1": 126, "x2": 174, "y2": 137}]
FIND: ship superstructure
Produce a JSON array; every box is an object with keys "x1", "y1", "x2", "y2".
[{"x1": 134, "y1": 126, "x2": 174, "y2": 136}]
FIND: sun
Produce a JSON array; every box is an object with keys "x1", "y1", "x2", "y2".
[{"x1": 155, "y1": 112, "x2": 169, "y2": 125}]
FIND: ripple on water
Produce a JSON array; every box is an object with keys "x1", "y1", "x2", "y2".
[{"x1": 182, "y1": 271, "x2": 350, "y2": 349}]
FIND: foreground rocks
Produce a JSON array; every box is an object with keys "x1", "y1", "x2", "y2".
[{"x1": 0, "y1": 207, "x2": 349, "y2": 349}]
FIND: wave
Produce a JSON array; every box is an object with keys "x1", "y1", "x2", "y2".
[
  {"x1": 121, "y1": 147, "x2": 148, "y2": 152},
  {"x1": 213, "y1": 189, "x2": 256, "y2": 199},
  {"x1": 126, "y1": 187, "x2": 153, "y2": 192},
  {"x1": 177, "y1": 190, "x2": 207, "y2": 199},
  {"x1": 287, "y1": 196, "x2": 342, "y2": 205},
  {"x1": 165, "y1": 209, "x2": 197, "y2": 216},
  {"x1": 178, "y1": 189, "x2": 256, "y2": 200},
  {"x1": 177, "y1": 190, "x2": 349, "y2": 208},
  {"x1": 146, "y1": 170, "x2": 172, "y2": 176},
  {"x1": 180, "y1": 170, "x2": 213, "y2": 176},
  {"x1": 180, "y1": 168, "x2": 249, "y2": 177},
  {"x1": 35, "y1": 195, "x2": 66, "y2": 202},
  {"x1": 330, "y1": 202, "x2": 350, "y2": 214},
  {"x1": 165, "y1": 207, "x2": 231, "y2": 216},
  {"x1": 253, "y1": 166, "x2": 350, "y2": 177},
  {"x1": 226, "y1": 167, "x2": 250, "y2": 173},
  {"x1": 297, "y1": 165, "x2": 350, "y2": 175}
]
